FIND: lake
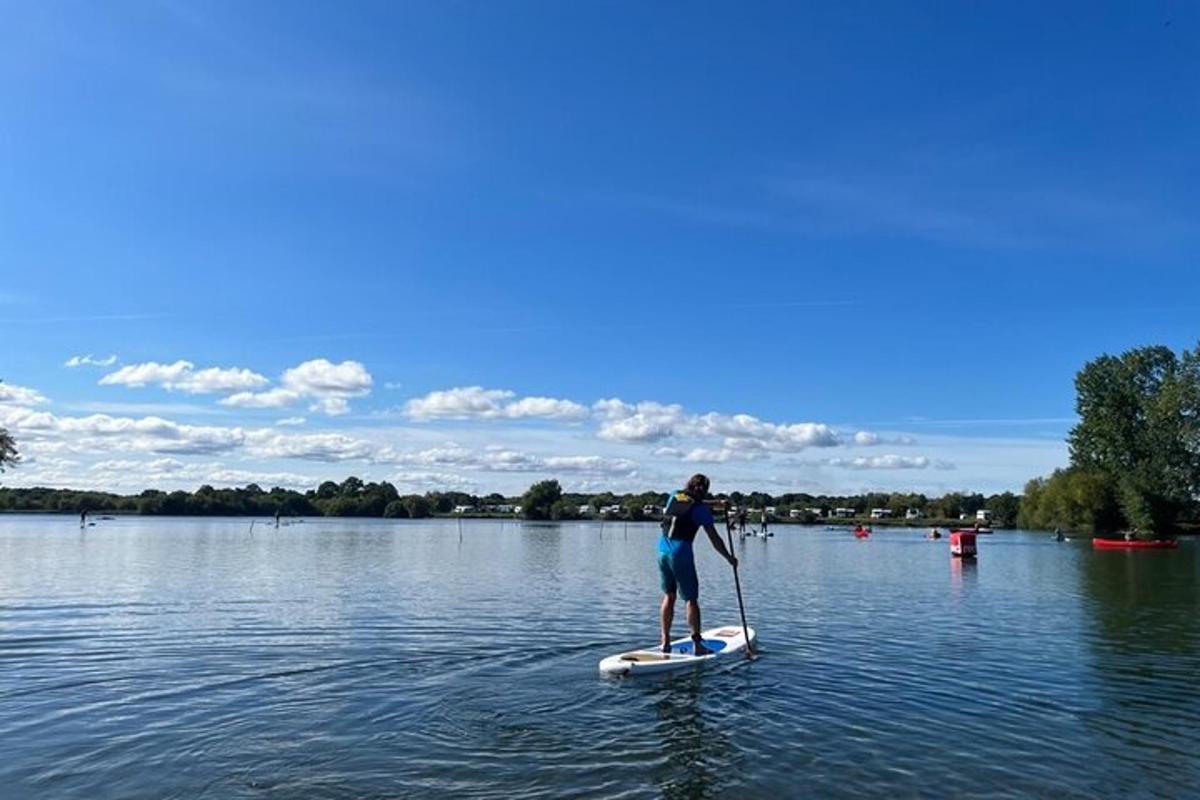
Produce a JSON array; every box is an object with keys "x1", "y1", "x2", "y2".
[{"x1": 1, "y1": 516, "x2": 1197, "y2": 798}]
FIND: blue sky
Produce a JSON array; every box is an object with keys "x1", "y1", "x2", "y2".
[{"x1": 1, "y1": 2, "x2": 1197, "y2": 496}]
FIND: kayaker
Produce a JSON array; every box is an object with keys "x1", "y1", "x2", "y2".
[{"x1": 658, "y1": 474, "x2": 738, "y2": 656}]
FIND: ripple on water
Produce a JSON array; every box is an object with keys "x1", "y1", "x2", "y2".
[{"x1": 1, "y1": 520, "x2": 1198, "y2": 798}]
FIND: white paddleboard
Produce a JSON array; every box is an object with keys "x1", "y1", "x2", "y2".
[{"x1": 598, "y1": 625, "x2": 756, "y2": 677}]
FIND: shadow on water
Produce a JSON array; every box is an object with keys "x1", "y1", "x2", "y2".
[
  {"x1": 648, "y1": 672, "x2": 737, "y2": 800},
  {"x1": 1076, "y1": 543, "x2": 1200, "y2": 794}
]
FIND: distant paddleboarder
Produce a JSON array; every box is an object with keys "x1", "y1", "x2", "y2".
[
  {"x1": 760, "y1": 508, "x2": 769, "y2": 535},
  {"x1": 658, "y1": 474, "x2": 738, "y2": 656},
  {"x1": 275, "y1": 509, "x2": 281, "y2": 528},
  {"x1": 79, "y1": 509, "x2": 87, "y2": 528}
]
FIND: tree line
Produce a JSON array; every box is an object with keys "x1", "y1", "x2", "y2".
[{"x1": 0, "y1": 476, "x2": 1019, "y2": 527}]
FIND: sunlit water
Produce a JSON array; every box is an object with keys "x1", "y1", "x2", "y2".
[{"x1": 1, "y1": 516, "x2": 1197, "y2": 798}]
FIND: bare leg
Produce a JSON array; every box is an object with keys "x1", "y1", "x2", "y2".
[
  {"x1": 659, "y1": 592, "x2": 676, "y2": 651},
  {"x1": 686, "y1": 600, "x2": 713, "y2": 655}
]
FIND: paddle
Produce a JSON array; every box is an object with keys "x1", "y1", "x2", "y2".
[{"x1": 719, "y1": 500, "x2": 756, "y2": 658}]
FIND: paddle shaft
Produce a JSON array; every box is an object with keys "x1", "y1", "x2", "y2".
[{"x1": 720, "y1": 502, "x2": 755, "y2": 656}]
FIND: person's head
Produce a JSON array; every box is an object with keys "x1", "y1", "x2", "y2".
[{"x1": 684, "y1": 473, "x2": 710, "y2": 500}]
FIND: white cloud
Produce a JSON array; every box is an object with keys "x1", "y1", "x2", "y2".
[
  {"x1": 825, "y1": 454, "x2": 931, "y2": 470},
  {"x1": 504, "y1": 396, "x2": 589, "y2": 420},
  {"x1": 389, "y1": 471, "x2": 481, "y2": 493},
  {"x1": 100, "y1": 360, "x2": 196, "y2": 387},
  {"x1": 275, "y1": 416, "x2": 306, "y2": 426},
  {"x1": 595, "y1": 397, "x2": 838, "y2": 452},
  {"x1": 65, "y1": 354, "x2": 118, "y2": 368},
  {"x1": 172, "y1": 367, "x2": 270, "y2": 394},
  {"x1": 0, "y1": 383, "x2": 48, "y2": 406},
  {"x1": 100, "y1": 360, "x2": 268, "y2": 394},
  {"x1": 55, "y1": 414, "x2": 246, "y2": 454},
  {"x1": 244, "y1": 430, "x2": 380, "y2": 462},
  {"x1": 854, "y1": 431, "x2": 881, "y2": 446},
  {"x1": 282, "y1": 358, "x2": 372, "y2": 396},
  {"x1": 405, "y1": 386, "x2": 587, "y2": 421},
  {"x1": 223, "y1": 359, "x2": 372, "y2": 416},
  {"x1": 91, "y1": 457, "x2": 186, "y2": 474},
  {"x1": 221, "y1": 388, "x2": 301, "y2": 409},
  {"x1": 309, "y1": 396, "x2": 350, "y2": 416},
  {"x1": 594, "y1": 399, "x2": 686, "y2": 442}
]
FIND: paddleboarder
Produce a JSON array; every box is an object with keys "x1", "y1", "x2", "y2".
[{"x1": 658, "y1": 474, "x2": 738, "y2": 656}]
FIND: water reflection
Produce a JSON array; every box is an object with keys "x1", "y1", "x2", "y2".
[
  {"x1": 1076, "y1": 543, "x2": 1200, "y2": 796},
  {"x1": 651, "y1": 673, "x2": 735, "y2": 800}
]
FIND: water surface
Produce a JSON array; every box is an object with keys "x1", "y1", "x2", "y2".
[{"x1": 1, "y1": 516, "x2": 1197, "y2": 798}]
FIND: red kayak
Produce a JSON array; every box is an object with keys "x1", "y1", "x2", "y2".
[
  {"x1": 854, "y1": 530, "x2": 870, "y2": 539},
  {"x1": 1092, "y1": 538, "x2": 1179, "y2": 550}
]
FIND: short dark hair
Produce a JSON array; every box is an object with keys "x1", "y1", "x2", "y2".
[{"x1": 685, "y1": 473, "x2": 710, "y2": 499}]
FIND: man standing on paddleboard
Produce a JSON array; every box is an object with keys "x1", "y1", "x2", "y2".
[{"x1": 659, "y1": 474, "x2": 738, "y2": 655}]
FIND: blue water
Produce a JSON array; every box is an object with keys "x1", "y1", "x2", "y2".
[{"x1": 1, "y1": 516, "x2": 1197, "y2": 798}]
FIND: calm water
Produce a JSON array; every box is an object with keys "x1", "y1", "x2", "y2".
[{"x1": 1, "y1": 516, "x2": 1198, "y2": 799}]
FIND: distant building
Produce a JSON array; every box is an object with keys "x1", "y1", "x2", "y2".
[
  {"x1": 452, "y1": 505, "x2": 475, "y2": 515},
  {"x1": 976, "y1": 509, "x2": 993, "y2": 522},
  {"x1": 833, "y1": 507, "x2": 856, "y2": 518},
  {"x1": 486, "y1": 504, "x2": 514, "y2": 514},
  {"x1": 577, "y1": 504, "x2": 593, "y2": 516},
  {"x1": 764, "y1": 506, "x2": 776, "y2": 516},
  {"x1": 807, "y1": 507, "x2": 825, "y2": 517},
  {"x1": 905, "y1": 508, "x2": 923, "y2": 520},
  {"x1": 869, "y1": 508, "x2": 893, "y2": 519},
  {"x1": 789, "y1": 508, "x2": 804, "y2": 519},
  {"x1": 642, "y1": 505, "x2": 662, "y2": 516}
]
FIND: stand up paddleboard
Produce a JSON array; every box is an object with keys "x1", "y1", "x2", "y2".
[{"x1": 598, "y1": 625, "x2": 756, "y2": 677}]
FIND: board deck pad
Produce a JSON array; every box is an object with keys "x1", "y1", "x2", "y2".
[{"x1": 599, "y1": 625, "x2": 756, "y2": 676}]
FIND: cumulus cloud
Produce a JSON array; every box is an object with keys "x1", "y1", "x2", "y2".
[
  {"x1": 594, "y1": 399, "x2": 686, "y2": 442},
  {"x1": 65, "y1": 354, "x2": 118, "y2": 368},
  {"x1": 221, "y1": 388, "x2": 300, "y2": 409},
  {"x1": 405, "y1": 386, "x2": 588, "y2": 421},
  {"x1": 100, "y1": 360, "x2": 269, "y2": 394},
  {"x1": 854, "y1": 431, "x2": 881, "y2": 446},
  {"x1": 0, "y1": 383, "x2": 48, "y2": 406},
  {"x1": 595, "y1": 397, "x2": 838, "y2": 452},
  {"x1": 275, "y1": 416, "x2": 306, "y2": 426},
  {"x1": 222, "y1": 359, "x2": 372, "y2": 416}
]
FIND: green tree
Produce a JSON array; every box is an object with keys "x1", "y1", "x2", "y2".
[
  {"x1": 383, "y1": 500, "x2": 408, "y2": 518},
  {"x1": 521, "y1": 480, "x2": 563, "y2": 520},
  {"x1": 1018, "y1": 467, "x2": 1123, "y2": 533},
  {"x1": 0, "y1": 427, "x2": 18, "y2": 474},
  {"x1": 1068, "y1": 345, "x2": 1200, "y2": 534},
  {"x1": 402, "y1": 494, "x2": 432, "y2": 518}
]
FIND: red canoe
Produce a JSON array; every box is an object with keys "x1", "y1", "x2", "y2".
[{"x1": 1092, "y1": 538, "x2": 1179, "y2": 550}]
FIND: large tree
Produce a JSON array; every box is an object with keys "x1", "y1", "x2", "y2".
[
  {"x1": 0, "y1": 427, "x2": 17, "y2": 473},
  {"x1": 1067, "y1": 345, "x2": 1200, "y2": 535},
  {"x1": 520, "y1": 479, "x2": 563, "y2": 520}
]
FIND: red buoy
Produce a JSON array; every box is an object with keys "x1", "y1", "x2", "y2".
[{"x1": 949, "y1": 530, "x2": 977, "y2": 558}]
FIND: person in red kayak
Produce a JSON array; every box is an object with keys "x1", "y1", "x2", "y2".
[{"x1": 658, "y1": 474, "x2": 738, "y2": 655}]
